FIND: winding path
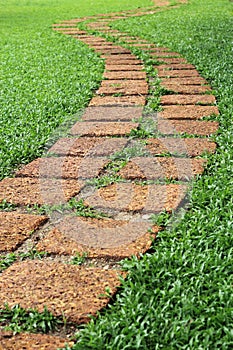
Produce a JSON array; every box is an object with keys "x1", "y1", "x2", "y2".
[{"x1": 0, "y1": 1, "x2": 219, "y2": 348}]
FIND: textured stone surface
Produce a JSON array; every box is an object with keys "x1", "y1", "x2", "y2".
[
  {"x1": 160, "y1": 105, "x2": 219, "y2": 119},
  {"x1": 0, "y1": 177, "x2": 82, "y2": 205},
  {"x1": 36, "y1": 226, "x2": 157, "y2": 260},
  {"x1": 104, "y1": 58, "x2": 142, "y2": 65},
  {"x1": 0, "y1": 261, "x2": 125, "y2": 323},
  {"x1": 158, "y1": 69, "x2": 199, "y2": 77},
  {"x1": 0, "y1": 212, "x2": 47, "y2": 252},
  {"x1": 84, "y1": 183, "x2": 187, "y2": 213},
  {"x1": 157, "y1": 63, "x2": 195, "y2": 70},
  {"x1": 70, "y1": 122, "x2": 138, "y2": 136},
  {"x1": 160, "y1": 94, "x2": 216, "y2": 105},
  {"x1": 90, "y1": 95, "x2": 146, "y2": 106},
  {"x1": 161, "y1": 77, "x2": 208, "y2": 85},
  {"x1": 146, "y1": 137, "x2": 216, "y2": 157},
  {"x1": 97, "y1": 80, "x2": 148, "y2": 95},
  {"x1": 156, "y1": 58, "x2": 187, "y2": 64},
  {"x1": 103, "y1": 71, "x2": 146, "y2": 80},
  {"x1": 16, "y1": 156, "x2": 108, "y2": 179},
  {"x1": 150, "y1": 51, "x2": 181, "y2": 57},
  {"x1": 161, "y1": 84, "x2": 211, "y2": 94},
  {"x1": 106, "y1": 64, "x2": 143, "y2": 71},
  {"x1": 49, "y1": 136, "x2": 129, "y2": 157},
  {"x1": 118, "y1": 157, "x2": 206, "y2": 180},
  {"x1": 82, "y1": 106, "x2": 143, "y2": 121},
  {"x1": 158, "y1": 119, "x2": 219, "y2": 136},
  {"x1": 0, "y1": 332, "x2": 73, "y2": 350}
]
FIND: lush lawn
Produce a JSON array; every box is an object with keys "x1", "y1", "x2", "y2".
[
  {"x1": 0, "y1": 0, "x2": 152, "y2": 180},
  {"x1": 67, "y1": 1, "x2": 232, "y2": 349}
]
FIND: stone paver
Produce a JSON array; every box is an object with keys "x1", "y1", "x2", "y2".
[
  {"x1": 97, "y1": 81, "x2": 148, "y2": 95},
  {"x1": 106, "y1": 64, "x2": 143, "y2": 71},
  {"x1": 16, "y1": 156, "x2": 108, "y2": 179},
  {"x1": 161, "y1": 77, "x2": 208, "y2": 85},
  {"x1": 160, "y1": 105, "x2": 219, "y2": 119},
  {"x1": 0, "y1": 332, "x2": 74, "y2": 350},
  {"x1": 118, "y1": 157, "x2": 206, "y2": 180},
  {"x1": 146, "y1": 138, "x2": 216, "y2": 157},
  {"x1": 0, "y1": 261, "x2": 125, "y2": 323},
  {"x1": 158, "y1": 119, "x2": 219, "y2": 136},
  {"x1": 49, "y1": 136, "x2": 129, "y2": 157},
  {"x1": 84, "y1": 183, "x2": 187, "y2": 213},
  {"x1": 37, "y1": 217, "x2": 158, "y2": 258},
  {"x1": 103, "y1": 71, "x2": 146, "y2": 80},
  {"x1": 0, "y1": 177, "x2": 82, "y2": 205},
  {"x1": 82, "y1": 106, "x2": 143, "y2": 121},
  {"x1": 0, "y1": 212, "x2": 47, "y2": 251},
  {"x1": 90, "y1": 95, "x2": 146, "y2": 106},
  {"x1": 70, "y1": 121, "x2": 138, "y2": 136},
  {"x1": 158, "y1": 69, "x2": 200, "y2": 77},
  {"x1": 160, "y1": 94, "x2": 216, "y2": 105}
]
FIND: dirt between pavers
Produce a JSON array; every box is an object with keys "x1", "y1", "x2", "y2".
[
  {"x1": 0, "y1": 332, "x2": 74, "y2": 350},
  {"x1": 0, "y1": 261, "x2": 125, "y2": 323}
]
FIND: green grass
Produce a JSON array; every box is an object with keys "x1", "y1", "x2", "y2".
[
  {"x1": 0, "y1": 0, "x2": 153, "y2": 180},
  {"x1": 61, "y1": 1, "x2": 232, "y2": 349}
]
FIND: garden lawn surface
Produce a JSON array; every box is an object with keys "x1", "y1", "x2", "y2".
[{"x1": 0, "y1": 0, "x2": 233, "y2": 350}]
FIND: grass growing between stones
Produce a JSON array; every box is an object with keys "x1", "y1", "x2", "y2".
[
  {"x1": 61, "y1": 1, "x2": 233, "y2": 349},
  {"x1": 0, "y1": 0, "x2": 152, "y2": 180}
]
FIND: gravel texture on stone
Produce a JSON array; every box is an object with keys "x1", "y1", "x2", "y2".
[
  {"x1": 0, "y1": 261, "x2": 125, "y2": 323},
  {"x1": 146, "y1": 137, "x2": 216, "y2": 157},
  {"x1": 158, "y1": 119, "x2": 219, "y2": 136},
  {"x1": 0, "y1": 332, "x2": 73, "y2": 350},
  {"x1": 70, "y1": 122, "x2": 139, "y2": 136},
  {"x1": 161, "y1": 84, "x2": 211, "y2": 94},
  {"x1": 105, "y1": 64, "x2": 143, "y2": 71},
  {"x1": 160, "y1": 105, "x2": 219, "y2": 119},
  {"x1": 49, "y1": 136, "x2": 129, "y2": 157},
  {"x1": 16, "y1": 156, "x2": 108, "y2": 179},
  {"x1": 118, "y1": 157, "x2": 206, "y2": 180},
  {"x1": 104, "y1": 58, "x2": 142, "y2": 65},
  {"x1": 0, "y1": 177, "x2": 82, "y2": 205},
  {"x1": 97, "y1": 81, "x2": 148, "y2": 96},
  {"x1": 157, "y1": 63, "x2": 195, "y2": 70},
  {"x1": 81, "y1": 106, "x2": 143, "y2": 122},
  {"x1": 0, "y1": 212, "x2": 47, "y2": 252},
  {"x1": 156, "y1": 58, "x2": 187, "y2": 64},
  {"x1": 36, "y1": 217, "x2": 158, "y2": 258},
  {"x1": 161, "y1": 77, "x2": 208, "y2": 85},
  {"x1": 160, "y1": 94, "x2": 215, "y2": 105},
  {"x1": 90, "y1": 95, "x2": 146, "y2": 106},
  {"x1": 103, "y1": 71, "x2": 146, "y2": 80},
  {"x1": 158, "y1": 69, "x2": 199, "y2": 77},
  {"x1": 84, "y1": 183, "x2": 187, "y2": 213}
]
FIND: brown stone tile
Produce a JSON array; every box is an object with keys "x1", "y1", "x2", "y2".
[
  {"x1": 97, "y1": 81, "x2": 148, "y2": 95},
  {"x1": 16, "y1": 157, "x2": 108, "y2": 179},
  {"x1": 0, "y1": 177, "x2": 82, "y2": 205},
  {"x1": 146, "y1": 138, "x2": 216, "y2": 157},
  {"x1": 70, "y1": 121, "x2": 138, "y2": 136},
  {"x1": 82, "y1": 106, "x2": 143, "y2": 121},
  {"x1": 102, "y1": 54, "x2": 138, "y2": 60},
  {"x1": 157, "y1": 64, "x2": 195, "y2": 70},
  {"x1": 161, "y1": 84, "x2": 211, "y2": 94},
  {"x1": 0, "y1": 332, "x2": 73, "y2": 350},
  {"x1": 150, "y1": 52, "x2": 181, "y2": 57},
  {"x1": 0, "y1": 212, "x2": 47, "y2": 252},
  {"x1": 104, "y1": 58, "x2": 142, "y2": 65},
  {"x1": 160, "y1": 105, "x2": 219, "y2": 120},
  {"x1": 104, "y1": 71, "x2": 146, "y2": 80},
  {"x1": 88, "y1": 44, "x2": 114, "y2": 50},
  {"x1": 158, "y1": 69, "x2": 200, "y2": 78},
  {"x1": 84, "y1": 183, "x2": 187, "y2": 213},
  {"x1": 160, "y1": 94, "x2": 216, "y2": 105},
  {"x1": 156, "y1": 58, "x2": 188, "y2": 64},
  {"x1": 158, "y1": 119, "x2": 219, "y2": 136},
  {"x1": 89, "y1": 95, "x2": 146, "y2": 106},
  {"x1": 36, "y1": 217, "x2": 158, "y2": 259},
  {"x1": 0, "y1": 261, "x2": 125, "y2": 323},
  {"x1": 97, "y1": 47, "x2": 131, "y2": 54},
  {"x1": 106, "y1": 64, "x2": 143, "y2": 71},
  {"x1": 118, "y1": 157, "x2": 206, "y2": 180},
  {"x1": 161, "y1": 77, "x2": 208, "y2": 85},
  {"x1": 49, "y1": 137, "x2": 129, "y2": 157}
]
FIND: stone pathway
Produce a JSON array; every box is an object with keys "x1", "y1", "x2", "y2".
[{"x1": 0, "y1": 1, "x2": 219, "y2": 348}]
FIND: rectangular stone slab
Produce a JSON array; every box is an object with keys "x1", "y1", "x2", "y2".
[
  {"x1": 81, "y1": 106, "x2": 143, "y2": 121},
  {"x1": 0, "y1": 261, "x2": 125, "y2": 323},
  {"x1": 0, "y1": 212, "x2": 47, "y2": 252},
  {"x1": 70, "y1": 121, "x2": 139, "y2": 137}
]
